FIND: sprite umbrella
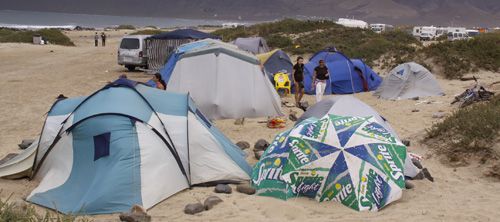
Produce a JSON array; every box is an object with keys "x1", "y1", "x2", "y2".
[{"x1": 252, "y1": 114, "x2": 407, "y2": 211}]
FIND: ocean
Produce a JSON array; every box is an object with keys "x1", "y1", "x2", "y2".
[{"x1": 0, "y1": 10, "x2": 241, "y2": 29}]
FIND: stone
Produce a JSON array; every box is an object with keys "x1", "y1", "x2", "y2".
[
  {"x1": 214, "y1": 184, "x2": 232, "y2": 194},
  {"x1": 18, "y1": 139, "x2": 35, "y2": 149},
  {"x1": 254, "y1": 150, "x2": 264, "y2": 160},
  {"x1": 236, "y1": 184, "x2": 256, "y2": 195},
  {"x1": 254, "y1": 139, "x2": 270, "y2": 151},
  {"x1": 184, "y1": 203, "x2": 205, "y2": 215},
  {"x1": 411, "y1": 109, "x2": 420, "y2": 113},
  {"x1": 432, "y1": 112, "x2": 445, "y2": 119},
  {"x1": 402, "y1": 140, "x2": 411, "y2": 147},
  {"x1": 234, "y1": 118, "x2": 245, "y2": 125},
  {"x1": 422, "y1": 168, "x2": 434, "y2": 182},
  {"x1": 204, "y1": 196, "x2": 223, "y2": 210},
  {"x1": 235, "y1": 141, "x2": 250, "y2": 150},
  {"x1": 289, "y1": 113, "x2": 298, "y2": 122},
  {"x1": 119, "y1": 205, "x2": 151, "y2": 222},
  {"x1": 405, "y1": 181, "x2": 415, "y2": 189}
]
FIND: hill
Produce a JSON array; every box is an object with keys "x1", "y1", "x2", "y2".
[{"x1": 1, "y1": 0, "x2": 499, "y2": 26}]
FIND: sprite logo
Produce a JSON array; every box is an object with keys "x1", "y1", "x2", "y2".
[
  {"x1": 289, "y1": 139, "x2": 310, "y2": 164},
  {"x1": 304, "y1": 118, "x2": 329, "y2": 141},
  {"x1": 359, "y1": 169, "x2": 386, "y2": 211},
  {"x1": 253, "y1": 160, "x2": 283, "y2": 186},
  {"x1": 289, "y1": 171, "x2": 324, "y2": 194},
  {"x1": 333, "y1": 116, "x2": 363, "y2": 127},
  {"x1": 361, "y1": 123, "x2": 395, "y2": 143},
  {"x1": 377, "y1": 145, "x2": 404, "y2": 181}
]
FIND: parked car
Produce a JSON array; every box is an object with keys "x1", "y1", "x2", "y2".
[
  {"x1": 117, "y1": 35, "x2": 150, "y2": 71},
  {"x1": 419, "y1": 33, "x2": 434, "y2": 41}
]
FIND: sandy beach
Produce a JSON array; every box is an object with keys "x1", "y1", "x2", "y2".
[{"x1": 0, "y1": 30, "x2": 499, "y2": 222}]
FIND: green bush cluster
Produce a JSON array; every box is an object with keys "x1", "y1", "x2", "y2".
[
  {"x1": 426, "y1": 94, "x2": 500, "y2": 161},
  {"x1": 212, "y1": 19, "x2": 420, "y2": 66},
  {"x1": 0, "y1": 192, "x2": 91, "y2": 222},
  {"x1": 0, "y1": 28, "x2": 75, "y2": 46},
  {"x1": 116, "y1": 24, "x2": 136, "y2": 30},
  {"x1": 422, "y1": 33, "x2": 500, "y2": 79}
]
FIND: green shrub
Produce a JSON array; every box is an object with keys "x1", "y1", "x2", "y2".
[
  {"x1": 0, "y1": 28, "x2": 75, "y2": 46},
  {"x1": 116, "y1": 24, "x2": 136, "y2": 30},
  {"x1": 0, "y1": 191, "x2": 91, "y2": 221},
  {"x1": 266, "y1": 34, "x2": 293, "y2": 49},
  {"x1": 426, "y1": 95, "x2": 500, "y2": 161},
  {"x1": 422, "y1": 33, "x2": 500, "y2": 79}
]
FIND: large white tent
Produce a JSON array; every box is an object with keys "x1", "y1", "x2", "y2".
[{"x1": 157, "y1": 39, "x2": 283, "y2": 119}]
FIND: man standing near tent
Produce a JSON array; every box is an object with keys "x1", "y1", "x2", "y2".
[
  {"x1": 312, "y1": 60, "x2": 329, "y2": 102},
  {"x1": 293, "y1": 56, "x2": 305, "y2": 107},
  {"x1": 101, "y1": 32, "x2": 107, "y2": 47},
  {"x1": 94, "y1": 32, "x2": 99, "y2": 47}
]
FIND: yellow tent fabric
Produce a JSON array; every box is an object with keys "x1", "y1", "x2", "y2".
[{"x1": 257, "y1": 49, "x2": 280, "y2": 64}]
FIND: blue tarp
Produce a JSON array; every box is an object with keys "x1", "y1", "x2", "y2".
[
  {"x1": 148, "y1": 29, "x2": 220, "y2": 40},
  {"x1": 303, "y1": 48, "x2": 382, "y2": 94}
]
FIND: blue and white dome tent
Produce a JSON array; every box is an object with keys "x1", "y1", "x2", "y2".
[{"x1": 8, "y1": 78, "x2": 251, "y2": 215}]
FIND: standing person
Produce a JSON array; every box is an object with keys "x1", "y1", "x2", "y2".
[
  {"x1": 293, "y1": 56, "x2": 305, "y2": 107},
  {"x1": 101, "y1": 32, "x2": 106, "y2": 47},
  {"x1": 312, "y1": 60, "x2": 329, "y2": 102},
  {"x1": 94, "y1": 32, "x2": 99, "y2": 47},
  {"x1": 152, "y1": 73, "x2": 166, "y2": 90}
]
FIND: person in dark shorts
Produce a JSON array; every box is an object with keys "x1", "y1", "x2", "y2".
[
  {"x1": 101, "y1": 32, "x2": 106, "y2": 47},
  {"x1": 312, "y1": 60, "x2": 329, "y2": 102},
  {"x1": 94, "y1": 32, "x2": 99, "y2": 47},
  {"x1": 293, "y1": 56, "x2": 305, "y2": 107}
]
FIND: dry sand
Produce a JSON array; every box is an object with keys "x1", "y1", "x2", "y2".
[{"x1": 0, "y1": 30, "x2": 499, "y2": 221}]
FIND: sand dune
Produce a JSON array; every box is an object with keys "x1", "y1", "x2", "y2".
[{"x1": 0, "y1": 30, "x2": 499, "y2": 221}]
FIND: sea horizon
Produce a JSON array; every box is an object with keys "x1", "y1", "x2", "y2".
[{"x1": 0, "y1": 10, "x2": 254, "y2": 29}]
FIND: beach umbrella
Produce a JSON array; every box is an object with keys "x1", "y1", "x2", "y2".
[{"x1": 252, "y1": 114, "x2": 407, "y2": 211}]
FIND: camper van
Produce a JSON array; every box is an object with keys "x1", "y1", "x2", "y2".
[
  {"x1": 413, "y1": 26, "x2": 438, "y2": 40},
  {"x1": 117, "y1": 35, "x2": 151, "y2": 71},
  {"x1": 336, "y1": 18, "x2": 369, "y2": 29},
  {"x1": 447, "y1": 31, "x2": 469, "y2": 41},
  {"x1": 370, "y1": 24, "x2": 394, "y2": 33}
]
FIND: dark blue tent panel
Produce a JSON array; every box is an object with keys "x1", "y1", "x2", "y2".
[
  {"x1": 303, "y1": 48, "x2": 382, "y2": 94},
  {"x1": 148, "y1": 29, "x2": 220, "y2": 40}
]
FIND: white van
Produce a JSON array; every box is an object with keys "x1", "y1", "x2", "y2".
[
  {"x1": 117, "y1": 35, "x2": 151, "y2": 71},
  {"x1": 447, "y1": 32, "x2": 469, "y2": 41}
]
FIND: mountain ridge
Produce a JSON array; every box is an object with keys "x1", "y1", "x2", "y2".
[{"x1": 1, "y1": 0, "x2": 499, "y2": 26}]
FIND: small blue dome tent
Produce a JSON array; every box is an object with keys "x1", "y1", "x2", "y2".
[
  {"x1": 22, "y1": 79, "x2": 250, "y2": 215},
  {"x1": 303, "y1": 47, "x2": 382, "y2": 94},
  {"x1": 257, "y1": 49, "x2": 293, "y2": 83}
]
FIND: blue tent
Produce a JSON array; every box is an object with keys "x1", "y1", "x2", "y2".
[
  {"x1": 304, "y1": 48, "x2": 382, "y2": 94},
  {"x1": 148, "y1": 29, "x2": 220, "y2": 40},
  {"x1": 257, "y1": 49, "x2": 293, "y2": 82},
  {"x1": 25, "y1": 79, "x2": 251, "y2": 214}
]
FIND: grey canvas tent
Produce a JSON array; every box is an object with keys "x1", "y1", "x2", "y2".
[
  {"x1": 374, "y1": 62, "x2": 444, "y2": 100},
  {"x1": 232, "y1": 37, "x2": 270, "y2": 54},
  {"x1": 146, "y1": 29, "x2": 219, "y2": 72}
]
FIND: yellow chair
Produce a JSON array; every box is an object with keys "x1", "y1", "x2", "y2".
[{"x1": 274, "y1": 72, "x2": 291, "y2": 96}]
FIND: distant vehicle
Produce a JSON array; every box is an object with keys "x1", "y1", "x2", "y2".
[
  {"x1": 419, "y1": 33, "x2": 434, "y2": 41},
  {"x1": 117, "y1": 35, "x2": 151, "y2": 71},
  {"x1": 466, "y1": 29, "x2": 480, "y2": 37},
  {"x1": 222, "y1": 23, "x2": 244, "y2": 28},
  {"x1": 413, "y1": 26, "x2": 437, "y2": 40},
  {"x1": 447, "y1": 31, "x2": 469, "y2": 41},
  {"x1": 370, "y1": 23, "x2": 394, "y2": 33},
  {"x1": 336, "y1": 18, "x2": 369, "y2": 29}
]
